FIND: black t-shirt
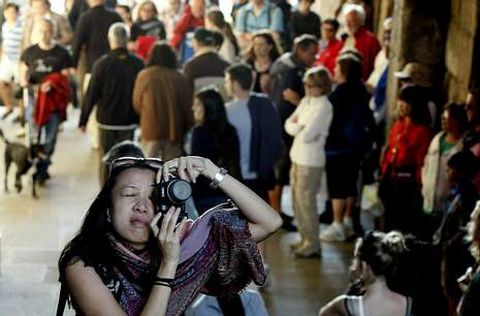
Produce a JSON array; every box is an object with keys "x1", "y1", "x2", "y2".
[
  {"x1": 290, "y1": 10, "x2": 321, "y2": 39},
  {"x1": 130, "y1": 19, "x2": 166, "y2": 41},
  {"x1": 21, "y1": 44, "x2": 73, "y2": 84}
]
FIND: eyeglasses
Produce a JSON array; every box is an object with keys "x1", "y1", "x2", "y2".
[{"x1": 109, "y1": 157, "x2": 163, "y2": 176}]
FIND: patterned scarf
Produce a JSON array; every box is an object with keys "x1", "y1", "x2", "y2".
[{"x1": 104, "y1": 232, "x2": 157, "y2": 316}]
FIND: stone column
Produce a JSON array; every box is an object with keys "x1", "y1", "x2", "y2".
[
  {"x1": 386, "y1": 0, "x2": 448, "y2": 128},
  {"x1": 444, "y1": 0, "x2": 479, "y2": 102}
]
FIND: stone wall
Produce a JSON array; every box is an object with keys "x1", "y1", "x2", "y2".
[
  {"x1": 373, "y1": 0, "x2": 394, "y2": 36},
  {"x1": 386, "y1": 0, "x2": 450, "y2": 127},
  {"x1": 444, "y1": 0, "x2": 479, "y2": 102}
]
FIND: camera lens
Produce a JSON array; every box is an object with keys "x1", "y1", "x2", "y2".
[{"x1": 166, "y1": 179, "x2": 192, "y2": 204}]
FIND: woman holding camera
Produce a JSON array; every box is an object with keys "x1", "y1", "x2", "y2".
[{"x1": 58, "y1": 156, "x2": 282, "y2": 316}]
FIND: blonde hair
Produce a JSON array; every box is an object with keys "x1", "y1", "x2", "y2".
[{"x1": 303, "y1": 66, "x2": 332, "y2": 95}]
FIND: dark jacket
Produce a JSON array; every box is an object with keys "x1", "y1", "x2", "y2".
[
  {"x1": 247, "y1": 94, "x2": 283, "y2": 178},
  {"x1": 79, "y1": 48, "x2": 144, "y2": 127},
  {"x1": 72, "y1": 5, "x2": 122, "y2": 72},
  {"x1": 326, "y1": 81, "x2": 374, "y2": 156},
  {"x1": 183, "y1": 50, "x2": 230, "y2": 97},
  {"x1": 269, "y1": 52, "x2": 305, "y2": 123},
  {"x1": 68, "y1": 0, "x2": 117, "y2": 30}
]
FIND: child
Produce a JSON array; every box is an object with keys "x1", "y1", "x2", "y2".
[
  {"x1": 435, "y1": 150, "x2": 479, "y2": 313},
  {"x1": 285, "y1": 66, "x2": 333, "y2": 258},
  {"x1": 0, "y1": 3, "x2": 23, "y2": 120}
]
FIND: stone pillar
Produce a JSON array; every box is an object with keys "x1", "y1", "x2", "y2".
[
  {"x1": 444, "y1": 0, "x2": 479, "y2": 102},
  {"x1": 373, "y1": 0, "x2": 394, "y2": 35},
  {"x1": 386, "y1": 0, "x2": 448, "y2": 128}
]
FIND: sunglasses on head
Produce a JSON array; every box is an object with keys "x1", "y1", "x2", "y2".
[{"x1": 109, "y1": 157, "x2": 163, "y2": 176}]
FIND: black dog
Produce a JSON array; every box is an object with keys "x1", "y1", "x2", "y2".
[{"x1": 0, "y1": 128, "x2": 45, "y2": 198}]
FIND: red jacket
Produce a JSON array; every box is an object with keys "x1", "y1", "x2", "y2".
[
  {"x1": 170, "y1": 5, "x2": 204, "y2": 49},
  {"x1": 348, "y1": 27, "x2": 381, "y2": 80},
  {"x1": 135, "y1": 35, "x2": 157, "y2": 62},
  {"x1": 381, "y1": 119, "x2": 432, "y2": 184},
  {"x1": 315, "y1": 39, "x2": 343, "y2": 75},
  {"x1": 35, "y1": 72, "x2": 71, "y2": 127}
]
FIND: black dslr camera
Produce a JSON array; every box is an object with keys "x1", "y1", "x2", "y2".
[{"x1": 152, "y1": 177, "x2": 197, "y2": 225}]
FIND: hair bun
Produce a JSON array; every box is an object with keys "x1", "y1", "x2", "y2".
[{"x1": 382, "y1": 231, "x2": 408, "y2": 255}]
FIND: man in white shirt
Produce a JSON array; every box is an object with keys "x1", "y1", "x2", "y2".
[{"x1": 224, "y1": 63, "x2": 282, "y2": 201}]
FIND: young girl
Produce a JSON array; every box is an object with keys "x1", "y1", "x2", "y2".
[
  {"x1": 284, "y1": 66, "x2": 333, "y2": 258},
  {"x1": 189, "y1": 88, "x2": 241, "y2": 213},
  {"x1": 319, "y1": 231, "x2": 413, "y2": 316}
]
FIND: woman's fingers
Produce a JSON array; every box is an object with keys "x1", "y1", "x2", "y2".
[
  {"x1": 185, "y1": 158, "x2": 197, "y2": 183},
  {"x1": 166, "y1": 208, "x2": 181, "y2": 237},
  {"x1": 163, "y1": 156, "x2": 210, "y2": 183},
  {"x1": 150, "y1": 212, "x2": 163, "y2": 236},
  {"x1": 174, "y1": 217, "x2": 187, "y2": 239},
  {"x1": 158, "y1": 206, "x2": 175, "y2": 241},
  {"x1": 162, "y1": 158, "x2": 178, "y2": 182},
  {"x1": 177, "y1": 157, "x2": 187, "y2": 181}
]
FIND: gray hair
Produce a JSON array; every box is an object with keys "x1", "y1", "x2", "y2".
[
  {"x1": 108, "y1": 22, "x2": 130, "y2": 48},
  {"x1": 41, "y1": 17, "x2": 54, "y2": 31},
  {"x1": 343, "y1": 3, "x2": 366, "y2": 26}
]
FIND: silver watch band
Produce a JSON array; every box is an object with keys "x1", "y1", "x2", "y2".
[{"x1": 209, "y1": 167, "x2": 228, "y2": 189}]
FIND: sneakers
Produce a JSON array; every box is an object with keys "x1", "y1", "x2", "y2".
[
  {"x1": 293, "y1": 243, "x2": 321, "y2": 258},
  {"x1": 320, "y1": 222, "x2": 346, "y2": 242},
  {"x1": 289, "y1": 239, "x2": 305, "y2": 251},
  {"x1": 343, "y1": 217, "x2": 355, "y2": 239}
]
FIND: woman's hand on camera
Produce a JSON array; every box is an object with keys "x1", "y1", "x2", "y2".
[
  {"x1": 162, "y1": 156, "x2": 220, "y2": 183},
  {"x1": 150, "y1": 207, "x2": 187, "y2": 265}
]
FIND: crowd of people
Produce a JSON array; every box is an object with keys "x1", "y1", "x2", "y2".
[{"x1": 0, "y1": 0, "x2": 480, "y2": 315}]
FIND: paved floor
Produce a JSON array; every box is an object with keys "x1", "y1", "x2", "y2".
[{"x1": 0, "y1": 108, "x2": 353, "y2": 316}]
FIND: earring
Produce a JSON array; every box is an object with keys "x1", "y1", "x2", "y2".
[{"x1": 106, "y1": 210, "x2": 112, "y2": 223}]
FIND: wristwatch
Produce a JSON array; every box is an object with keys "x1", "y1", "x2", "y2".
[{"x1": 209, "y1": 167, "x2": 228, "y2": 189}]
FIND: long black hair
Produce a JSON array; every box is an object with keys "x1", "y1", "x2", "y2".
[
  {"x1": 398, "y1": 84, "x2": 432, "y2": 126},
  {"x1": 58, "y1": 166, "x2": 162, "y2": 283},
  {"x1": 195, "y1": 88, "x2": 241, "y2": 179}
]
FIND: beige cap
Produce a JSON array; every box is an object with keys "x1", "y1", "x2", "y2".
[{"x1": 394, "y1": 62, "x2": 433, "y2": 87}]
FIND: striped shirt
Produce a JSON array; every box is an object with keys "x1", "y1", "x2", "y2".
[{"x1": 1, "y1": 21, "x2": 23, "y2": 62}]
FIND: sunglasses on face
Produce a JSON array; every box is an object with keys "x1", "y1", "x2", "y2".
[{"x1": 109, "y1": 157, "x2": 163, "y2": 176}]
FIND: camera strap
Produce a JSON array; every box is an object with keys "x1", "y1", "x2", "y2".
[{"x1": 55, "y1": 283, "x2": 68, "y2": 316}]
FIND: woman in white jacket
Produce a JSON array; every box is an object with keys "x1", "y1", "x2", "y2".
[
  {"x1": 285, "y1": 66, "x2": 333, "y2": 258},
  {"x1": 421, "y1": 103, "x2": 469, "y2": 236}
]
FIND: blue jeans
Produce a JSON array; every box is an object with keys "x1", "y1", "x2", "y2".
[{"x1": 36, "y1": 112, "x2": 60, "y2": 178}]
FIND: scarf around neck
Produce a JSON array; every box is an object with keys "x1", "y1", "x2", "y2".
[{"x1": 104, "y1": 232, "x2": 157, "y2": 315}]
